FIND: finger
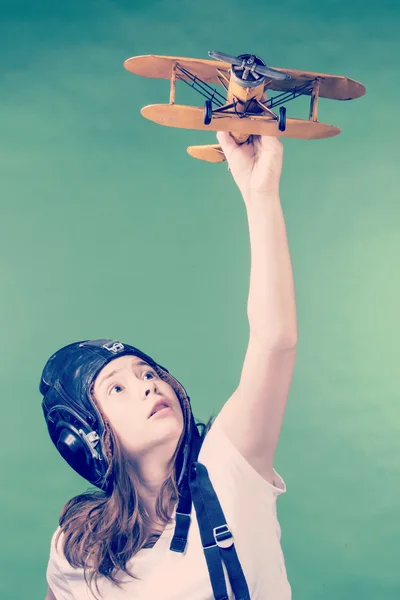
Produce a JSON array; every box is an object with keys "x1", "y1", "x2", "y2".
[
  {"x1": 216, "y1": 131, "x2": 240, "y2": 159},
  {"x1": 259, "y1": 135, "x2": 283, "y2": 151}
]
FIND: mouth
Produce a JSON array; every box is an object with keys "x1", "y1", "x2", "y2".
[
  {"x1": 150, "y1": 406, "x2": 171, "y2": 419},
  {"x1": 148, "y1": 398, "x2": 171, "y2": 419}
]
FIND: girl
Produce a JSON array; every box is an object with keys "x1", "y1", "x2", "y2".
[{"x1": 42, "y1": 131, "x2": 298, "y2": 600}]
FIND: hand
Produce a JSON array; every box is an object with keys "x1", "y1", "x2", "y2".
[{"x1": 216, "y1": 131, "x2": 284, "y2": 202}]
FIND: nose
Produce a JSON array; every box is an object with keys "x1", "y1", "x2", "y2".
[{"x1": 144, "y1": 380, "x2": 159, "y2": 397}]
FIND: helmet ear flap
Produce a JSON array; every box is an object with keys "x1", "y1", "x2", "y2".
[
  {"x1": 55, "y1": 421, "x2": 96, "y2": 472},
  {"x1": 47, "y1": 407, "x2": 108, "y2": 488}
]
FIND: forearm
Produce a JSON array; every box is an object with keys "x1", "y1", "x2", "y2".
[{"x1": 244, "y1": 192, "x2": 298, "y2": 347}]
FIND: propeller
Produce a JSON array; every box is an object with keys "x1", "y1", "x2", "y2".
[
  {"x1": 208, "y1": 50, "x2": 243, "y2": 66},
  {"x1": 208, "y1": 50, "x2": 291, "y2": 81}
]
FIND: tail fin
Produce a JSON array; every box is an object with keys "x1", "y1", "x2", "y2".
[{"x1": 187, "y1": 144, "x2": 226, "y2": 163}]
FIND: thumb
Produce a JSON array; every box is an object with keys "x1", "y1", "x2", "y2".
[{"x1": 216, "y1": 131, "x2": 239, "y2": 159}]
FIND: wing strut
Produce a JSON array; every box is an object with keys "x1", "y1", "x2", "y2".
[
  {"x1": 308, "y1": 78, "x2": 321, "y2": 121},
  {"x1": 170, "y1": 62, "x2": 177, "y2": 104},
  {"x1": 175, "y1": 64, "x2": 227, "y2": 107}
]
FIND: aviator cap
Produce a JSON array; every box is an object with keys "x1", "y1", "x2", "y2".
[{"x1": 40, "y1": 339, "x2": 195, "y2": 490}]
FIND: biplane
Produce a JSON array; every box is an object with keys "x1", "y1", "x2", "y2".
[{"x1": 124, "y1": 51, "x2": 366, "y2": 163}]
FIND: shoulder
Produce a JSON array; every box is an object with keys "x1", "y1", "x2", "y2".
[
  {"x1": 49, "y1": 526, "x2": 64, "y2": 558},
  {"x1": 198, "y1": 414, "x2": 286, "y2": 497},
  {"x1": 46, "y1": 526, "x2": 86, "y2": 598},
  {"x1": 46, "y1": 527, "x2": 70, "y2": 597},
  {"x1": 45, "y1": 586, "x2": 57, "y2": 600}
]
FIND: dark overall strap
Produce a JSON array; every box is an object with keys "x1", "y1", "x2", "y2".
[
  {"x1": 170, "y1": 430, "x2": 251, "y2": 599},
  {"x1": 170, "y1": 428, "x2": 203, "y2": 554},
  {"x1": 189, "y1": 461, "x2": 251, "y2": 600}
]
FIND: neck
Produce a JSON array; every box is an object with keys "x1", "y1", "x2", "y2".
[{"x1": 127, "y1": 462, "x2": 175, "y2": 526}]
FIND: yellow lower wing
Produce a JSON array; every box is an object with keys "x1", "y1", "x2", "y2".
[{"x1": 140, "y1": 104, "x2": 340, "y2": 140}]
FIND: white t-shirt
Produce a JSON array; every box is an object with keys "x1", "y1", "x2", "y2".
[{"x1": 46, "y1": 415, "x2": 291, "y2": 599}]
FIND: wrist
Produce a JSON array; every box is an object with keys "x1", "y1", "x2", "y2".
[{"x1": 243, "y1": 190, "x2": 281, "y2": 205}]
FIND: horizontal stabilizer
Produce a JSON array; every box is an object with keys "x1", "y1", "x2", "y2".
[{"x1": 187, "y1": 144, "x2": 226, "y2": 163}]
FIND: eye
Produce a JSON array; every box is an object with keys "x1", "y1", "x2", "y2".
[
  {"x1": 143, "y1": 370, "x2": 156, "y2": 381},
  {"x1": 109, "y1": 384, "x2": 124, "y2": 395}
]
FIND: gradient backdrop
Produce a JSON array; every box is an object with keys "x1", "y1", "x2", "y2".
[{"x1": 1, "y1": 0, "x2": 399, "y2": 598}]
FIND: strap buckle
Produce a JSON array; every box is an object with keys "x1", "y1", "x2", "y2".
[{"x1": 213, "y1": 524, "x2": 233, "y2": 549}]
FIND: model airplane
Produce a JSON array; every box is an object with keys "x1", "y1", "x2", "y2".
[{"x1": 124, "y1": 51, "x2": 366, "y2": 163}]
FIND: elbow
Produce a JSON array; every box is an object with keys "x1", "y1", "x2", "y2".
[
  {"x1": 273, "y1": 334, "x2": 298, "y2": 350},
  {"x1": 250, "y1": 328, "x2": 298, "y2": 350}
]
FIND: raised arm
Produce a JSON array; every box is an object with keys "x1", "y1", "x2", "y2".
[{"x1": 213, "y1": 132, "x2": 298, "y2": 485}]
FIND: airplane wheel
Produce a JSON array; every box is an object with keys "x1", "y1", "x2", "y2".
[
  {"x1": 204, "y1": 100, "x2": 213, "y2": 125},
  {"x1": 278, "y1": 106, "x2": 286, "y2": 132}
]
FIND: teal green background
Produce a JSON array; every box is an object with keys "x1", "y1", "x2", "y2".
[{"x1": 1, "y1": 0, "x2": 399, "y2": 598}]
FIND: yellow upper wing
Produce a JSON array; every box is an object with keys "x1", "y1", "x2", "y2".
[{"x1": 124, "y1": 54, "x2": 366, "y2": 100}]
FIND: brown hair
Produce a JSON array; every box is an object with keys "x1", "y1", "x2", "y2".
[{"x1": 54, "y1": 383, "x2": 214, "y2": 600}]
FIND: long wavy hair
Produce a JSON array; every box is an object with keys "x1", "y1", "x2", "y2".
[{"x1": 54, "y1": 383, "x2": 214, "y2": 599}]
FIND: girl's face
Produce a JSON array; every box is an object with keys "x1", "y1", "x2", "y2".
[{"x1": 93, "y1": 355, "x2": 184, "y2": 464}]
